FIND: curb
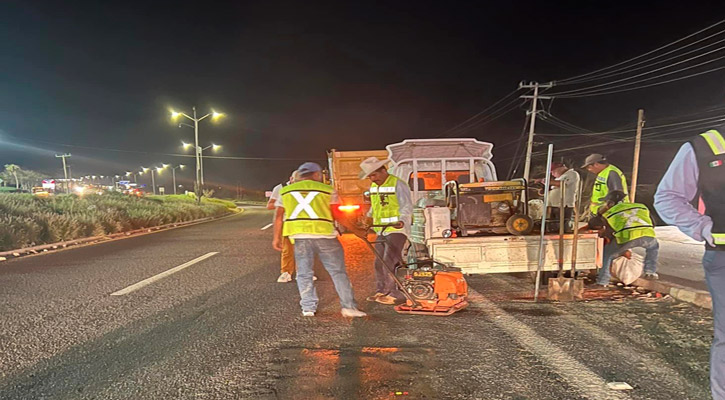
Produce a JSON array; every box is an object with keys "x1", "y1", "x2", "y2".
[
  {"x1": 632, "y1": 277, "x2": 712, "y2": 310},
  {"x1": 0, "y1": 209, "x2": 242, "y2": 262}
]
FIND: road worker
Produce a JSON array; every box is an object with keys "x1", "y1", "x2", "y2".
[
  {"x1": 654, "y1": 128, "x2": 725, "y2": 400},
  {"x1": 535, "y1": 162, "x2": 580, "y2": 233},
  {"x1": 272, "y1": 162, "x2": 366, "y2": 318},
  {"x1": 586, "y1": 190, "x2": 659, "y2": 286},
  {"x1": 581, "y1": 153, "x2": 629, "y2": 216},
  {"x1": 359, "y1": 157, "x2": 413, "y2": 305},
  {"x1": 268, "y1": 171, "x2": 299, "y2": 283}
]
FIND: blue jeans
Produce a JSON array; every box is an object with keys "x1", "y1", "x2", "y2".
[
  {"x1": 293, "y1": 238, "x2": 357, "y2": 312},
  {"x1": 599, "y1": 236, "x2": 659, "y2": 285},
  {"x1": 704, "y1": 250, "x2": 725, "y2": 400}
]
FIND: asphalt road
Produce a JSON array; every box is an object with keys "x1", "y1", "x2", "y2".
[{"x1": 0, "y1": 208, "x2": 715, "y2": 399}]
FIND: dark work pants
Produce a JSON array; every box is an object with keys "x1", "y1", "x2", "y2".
[{"x1": 374, "y1": 233, "x2": 407, "y2": 300}]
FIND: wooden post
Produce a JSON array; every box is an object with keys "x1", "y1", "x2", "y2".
[{"x1": 630, "y1": 109, "x2": 645, "y2": 202}]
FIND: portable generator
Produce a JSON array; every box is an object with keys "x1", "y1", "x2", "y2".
[{"x1": 445, "y1": 179, "x2": 533, "y2": 237}]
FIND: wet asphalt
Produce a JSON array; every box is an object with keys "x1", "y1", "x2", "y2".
[{"x1": 0, "y1": 208, "x2": 714, "y2": 399}]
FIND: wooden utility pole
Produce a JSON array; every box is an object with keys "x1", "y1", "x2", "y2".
[
  {"x1": 519, "y1": 82, "x2": 553, "y2": 184},
  {"x1": 630, "y1": 109, "x2": 645, "y2": 202}
]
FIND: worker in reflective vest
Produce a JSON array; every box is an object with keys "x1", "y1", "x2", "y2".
[
  {"x1": 272, "y1": 162, "x2": 366, "y2": 318},
  {"x1": 582, "y1": 153, "x2": 629, "y2": 216},
  {"x1": 655, "y1": 127, "x2": 725, "y2": 400},
  {"x1": 587, "y1": 190, "x2": 659, "y2": 286},
  {"x1": 359, "y1": 157, "x2": 413, "y2": 306},
  {"x1": 267, "y1": 170, "x2": 299, "y2": 283}
]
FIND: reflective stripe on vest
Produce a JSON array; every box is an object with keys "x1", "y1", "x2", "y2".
[
  {"x1": 369, "y1": 186, "x2": 396, "y2": 193},
  {"x1": 699, "y1": 130, "x2": 725, "y2": 248},
  {"x1": 701, "y1": 130, "x2": 725, "y2": 155},
  {"x1": 603, "y1": 202, "x2": 655, "y2": 245},
  {"x1": 280, "y1": 180, "x2": 335, "y2": 237},
  {"x1": 590, "y1": 164, "x2": 629, "y2": 214},
  {"x1": 370, "y1": 174, "x2": 402, "y2": 234}
]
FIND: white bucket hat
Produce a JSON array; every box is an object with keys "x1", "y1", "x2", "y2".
[{"x1": 359, "y1": 157, "x2": 389, "y2": 179}]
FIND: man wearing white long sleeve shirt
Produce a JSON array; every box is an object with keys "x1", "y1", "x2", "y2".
[
  {"x1": 359, "y1": 157, "x2": 413, "y2": 305},
  {"x1": 654, "y1": 128, "x2": 725, "y2": 400}
]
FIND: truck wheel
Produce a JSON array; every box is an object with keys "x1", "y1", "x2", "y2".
[{"x1": 506, "y1": 214, "x2": 533, "y2": 236}]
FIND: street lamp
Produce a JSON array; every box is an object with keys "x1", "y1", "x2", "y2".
[
  {"x1": 140, "y1": 167, "x2": 157, "y2": 195},
  {"x1": 126, "y1": 171, "x2": 138, "y2": 183},
  {"x1": 170, "y1": 106, "x2": 224, "y2": 200},
  {"x1": 181, "y1": 141, "x2": 221, "y2": 186},
  {"x1": 170, "y1": 164, "x2": 185, "y2": 195}
]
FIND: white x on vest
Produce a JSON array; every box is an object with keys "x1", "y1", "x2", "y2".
[
  {"x1": 289, "y1": 192, "x2": 320, "y2": 219},
  {"x1": 621, "y1": 209, "x2": 649, "y2": 229}
]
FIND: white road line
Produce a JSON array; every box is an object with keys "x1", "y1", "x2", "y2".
[
  {"x1": 467, "y1": 288, "x2": 631, "y2": 400},
  {"x1": 110, "y1": 252, "x2": 219, "y2": 296},
  {"x1": 261, "y1": 223, "x2": 273, "y2": 231}
]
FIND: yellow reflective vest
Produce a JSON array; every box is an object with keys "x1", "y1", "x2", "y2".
[
  {"x1": 692, "y1": 129, "x2": 725, "y2": 247},
  {"x1": 370, "y1": 174, "x2": 403, "y2": 234},
  {"x1": 280, "y1": 180, "x2": 335, "y2": 237},
  {"x1": 603, "y1": 202, "x2": 655, "y2": 245},
  {"x1": 590, "y1": 164, "x2": 629, "y2": 215}
]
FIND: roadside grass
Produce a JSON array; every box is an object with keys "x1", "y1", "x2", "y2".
[{"x1": 0, "y1": 192, "x2": 233, "y2": 251}]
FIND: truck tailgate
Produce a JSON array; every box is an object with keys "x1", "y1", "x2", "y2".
[{"x1": 427, "y1": 233, "x2": 602, "y2": 274}]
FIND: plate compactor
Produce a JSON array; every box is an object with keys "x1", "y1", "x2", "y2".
[{"x1": 364, "y1": 225, "x2": 468, "y2": 316}]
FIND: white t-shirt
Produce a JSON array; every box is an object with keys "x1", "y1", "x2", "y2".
[
  {"x1": 548, "y1": 169, "x2": 580, "y2": 208},
  {"x1": 275, "y1": 184, "x2": 340, "y2": 240}
]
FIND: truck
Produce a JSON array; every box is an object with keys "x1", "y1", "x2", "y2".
[
  {"x1": 327, "y1": 148, "x2": 389, "y2": 222},
  {"x1": 383, "y1": 138, "x2": 602, "y2": 275}
]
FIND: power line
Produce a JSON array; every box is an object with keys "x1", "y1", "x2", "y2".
[
  {"x1": 2, "y1": 134, "x2": 316, "y2": 161},
  {"x1": 549, "y1": 48, "x2": 725, "y2": 97},
  {"x1": 437, "y1": 87, "x2": 528, "y2": 137},
  {"x1": 556, "y1": 30, "x2": 725, "y2": 86},
  {"x1": 554, "y1": 19, "x2": 725, "y2": 84}
]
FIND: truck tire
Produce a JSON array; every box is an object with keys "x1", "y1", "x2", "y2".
[{"x1": 506, "y1": 214, "x2": 533, "y2": 236}]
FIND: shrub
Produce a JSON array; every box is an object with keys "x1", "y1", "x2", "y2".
[{"x1": 0, "y1": 193, "x2": 232, "y2": 251}]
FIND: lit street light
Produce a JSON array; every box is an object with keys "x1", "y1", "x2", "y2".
[
  {"x1": 170, "y1": 164, "x2": 185, "y2": 195},
  {"x1": 181, "y1": 141, "x2": 221, "y2": 186},
  {"x1": 170, "y1": 107, "x2": 224, "y2": 200}
]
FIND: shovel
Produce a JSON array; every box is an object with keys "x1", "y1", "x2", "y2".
[{"x1": 548, "y1": 178, "x2": 585, "y2": 301}]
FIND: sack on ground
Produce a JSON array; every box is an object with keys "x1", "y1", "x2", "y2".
[{"x1": 610, "y1": 253, "x2": 644, "y2": 285}]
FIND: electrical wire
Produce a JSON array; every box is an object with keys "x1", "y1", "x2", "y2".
[
  {"x1": 549, "y1": 49, "x2": 725, "y2": 97},
  {"x1": 439, "y1": 98, "x2": 526, "y2": 137},
  {"x1": 437, "y1": 87, "x2": 528, "y2": 137},
  {"x1": 556, "y1": 30, "x2": 725, "y2": 86},
  {"x1": 554, "y1": 19, "x2": 725, "y2": 84}
]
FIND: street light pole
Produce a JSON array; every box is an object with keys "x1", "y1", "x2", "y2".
[
  {"x1": 171, "y1": 107, "x2": 224, "y2": 203},
  {"x1": 171, "y1": 165, "x2": 184, "y2": 195},
  {"x1": 55, "y1": 153, "x2": 71, "y2": 193},
  {"x1": 193, "y1": 107, "x2": 201, "y2": 197}
]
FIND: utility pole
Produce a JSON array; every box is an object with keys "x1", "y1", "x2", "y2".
[
  {"x1": 630, "y1": 109, "x2": 645, "y2": 202},
  {"x1": 519, "y1": 82, "x2": 553, "y2": 184},
  {"x1": 55, "y1": 154, "x2": 71, "y2": 193}
]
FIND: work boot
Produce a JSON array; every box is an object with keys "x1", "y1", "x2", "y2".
[
  {"x1": 366, "y1": 292, "x2": 385, "y2": 302},
  {"x1": 341, "y1": 308, "x2": 367, "y2": 318},
  {"x1": 277, "y1": 272, "x2": 293, "y2": 283},
  {"x1": 375, "y1": 295, "x2": 398, "y2": 305}
]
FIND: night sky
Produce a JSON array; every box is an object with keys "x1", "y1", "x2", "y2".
[{"x1": 2, "y1": 1, "x2": 725, "y2": 192}]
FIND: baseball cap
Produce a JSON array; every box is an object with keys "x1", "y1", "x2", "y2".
[
  {"x1": 296, "y1": 162, "x2": 322, "y2": 176},
  {"x1": 581, "y1": 153, "x2": 607, "y2": 168}
]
